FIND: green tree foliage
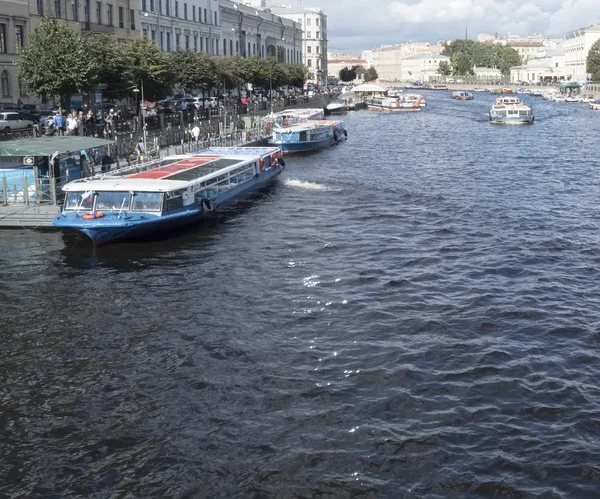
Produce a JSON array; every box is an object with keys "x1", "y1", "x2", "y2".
[
  {"x1": 437, "y1": 61, "x2": 451, "y2": 76},
  {"x1": 365, "y1": 67, "x2": 378, "y2": 82},
  {"x1": 587, "y1": 39, "x2": 600, "y2": 82},
  {"x1": 17, "y1": 15, "x2": 97, "y2": 109},
  {"x1": 121, "y1": 37, "x2": 172, "y2": 100},
  {"x1": 451, "y1": 52, "x2": 474, "y2": 76},
  {"x1": 285, "y1": 64, "x2": 310, "y2": 88},
  {"x1": 168, "y1": 50, "x2": 217, "y2": 94},
  {"x1": 339, "y1": 66, "x2": 356, "y2": 82},
  {"x1": 214, "y1": 55, "x2": 245, "y2": 91},
  {"x1": 443, "y1": 39, "x2": 522, "y2": 77},
  {"x1": 85, "y1": 34, "x2": 129, "y2": 99}
]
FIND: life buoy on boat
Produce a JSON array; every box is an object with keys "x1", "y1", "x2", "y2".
[
  {"x1": 201, "y1": 198, "x2": 213, "y2": 213},
  {"x1": 82, "y1": 211, "x2": 104, "y2": 220}
]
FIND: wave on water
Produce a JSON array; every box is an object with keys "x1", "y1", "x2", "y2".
[{"x1": 283, "y1": 179, "x2": 340, "y2": 192}]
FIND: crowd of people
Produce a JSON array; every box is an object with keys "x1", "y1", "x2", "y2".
[{"x1": 43, "y1": 108, "x2": 127, "y2": 138}]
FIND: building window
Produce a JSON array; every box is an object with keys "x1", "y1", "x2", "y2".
[
  {"x1": 235, "y1": 40, "x2": 238, "y2": 54},
  {"x1": 1, "y1": 70, "x2": 9, "y2": 97},
  {"x1": 316, "y1": 46, "x2": 319, "y2": 54},
  {"x1": 84, "y1": 0, "x2": 90, "y2": 23},
  {"x1": 316, "y1": 31, "x2": 319, "y2": 39},
  {"x1": 0, "y1": 25, "x2": 6, "y2": 54},
  {"x1": 184, "y1": 3, "x2": 187, "y2": 19},
  {"x1": 176, "y1": 33, "x2": 180, "y2": 49},
  {"x1": 160, "y1": 31, "x2": 164, "y2": 49},
  {"x1": 143, "y1": 29, "x2": 147, "y2": 39},
  {"x1": 306, "y1": 18, "x2": 311, "y2": 26},
  {"x1": 19, "y1": 79, "x2": 27, "y2": 96},
  {"x1": 55, "y1": 0, "x2": 62, "y2": 18},
  {"x1": 118, "y1": 6, "x2": 124, "y2": 28},
  {"x1": 107, "y1": 4, "x2": 113, "y2": 25},
  {"x1": 150, "y1": 0, "x2": 154, "y2": 11},
  {"x1": 175, "y1": 1, "x2": 178, "y2": 17},
  {"x1": 130, "y1": 9, "x2": 135, "y2": 29},
  {"x1": 307, "y1": 59, "x2": 311, "y2": 68},
  {"x1": 166, "y1": 32, "x2": 171, "y2": 51},
  {"x1": 151, "y1": 30, "x2": 155, "y2": 42},
  {"x1": 192, "y1": 6, "x2": 195, "y2": 20},
  {"x1": 142, "y1": 0, "x2": 147, "y2": 11},
  {"x1": 37, "y1": 0, "x2": 44, "y2": 15},
  {"x1": 316, "y1": 18, "x2": 319, "y2": 26},
  {"x1": 158, "y1": 0, "x2": 162, "y2": 15},
  {"x1": 203, "y1": 8, "x2": 207, "y2": 23},
  {"x1": 96, "y1": 1, "x2": 101, "y2": 24},
  {"x1": 230, "y1": 40, "x2": 233, "y2": 55},
  {"x1": 307, "y1": 32, "x2": 311, "y2": 39},
  {"x1": 166, "y1": 0, "x2": 170, "y2": 16},
  {"x1": 193, "y1": 35, "x2": 197, "y2": 51},
  {"x1": 307, "y1": 46, "x2": 311, "y2": 53},
  {"x1": 72, "y1": 1, "x2": 78, "y2": 20},
  {"x1": 214, "y1": 11, "x2": 217, "y2": 24},
  {"x1": 15, "y1": 25, "x2": 24, "y2": 49},
  {"x1": 185, "y1": 35, "x2": 189, "y2": 49},
  {"x1": 223, "y1": 38, "x2": 226, "y2": 55}
]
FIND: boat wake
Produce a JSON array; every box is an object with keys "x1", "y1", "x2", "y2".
[{"x1": 284, "y1": 179, "x2": 341, "y2": 192}]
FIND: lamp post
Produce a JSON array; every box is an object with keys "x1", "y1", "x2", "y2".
[{"x1": 139, "y1": 80, "x2": 148, "y2": 159}]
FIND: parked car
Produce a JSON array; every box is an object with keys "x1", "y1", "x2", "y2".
[{"x1": 0, "y1": 111, "x2": 36, "y2": 132}]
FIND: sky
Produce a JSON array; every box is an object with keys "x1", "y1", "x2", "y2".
[{"x1": 300, "y1": 0, "x2": 600, "y2": 53}]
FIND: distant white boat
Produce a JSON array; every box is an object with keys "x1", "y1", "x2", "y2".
[
  {"x1": 326, "y1": 102, "x2": 347, "y2": 114},
  {"x1": 489, "y1": 96, "x2": 534, "y2": 124}
]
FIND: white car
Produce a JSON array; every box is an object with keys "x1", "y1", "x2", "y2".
[{"x1": 0, "y1": 111, "x2": 36, "y2": 132}]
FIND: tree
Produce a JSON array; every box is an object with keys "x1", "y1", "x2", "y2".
[
  {"x1": 121, "y1": 37, "x2": 172, "y2": 101},
  {"x1": 496, "y1": 45, "x2": 521, "y2": 76},
  {"x1": 214, "y1": 56, "x2": 245, "y2": 92},
  {"x1": 85, "y1": 34, "x2": 129, "y2": 100},
  {"x1": 339, "y1": 66, "x2": 356, "y2": 82},
  {"x1": 438, "y1": 61, "x2": 451, "y2": 77},
  {"x1": 365, "y1": 67, "x2": 378, "y2": 82},
  {"x1": 285, "y1": 64, "x2": 310, "y2": 88},
  {"x1": 588, "y1": 39, "x2": 600, "y2": 82},
  {"x1": 451, "y1": 51, "x2": 473, "y2": 76},
  {"x1": 18, "y1": 15, "x2": 97, "y2": 109},
  {"x1": 168, "y1": 50, "x2": 216, "y2": 94}
]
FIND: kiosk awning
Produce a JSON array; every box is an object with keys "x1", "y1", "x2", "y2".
[{"x1": 0, "y1": 136, "x2": 115, "y2": 156}]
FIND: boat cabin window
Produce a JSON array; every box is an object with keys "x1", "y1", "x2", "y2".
[
  {"x1": 299, "y1": 131, "x2": 307, "y2": 141},
  {"x1": 64, "y1": 191, "x2": 95, "y2": 210},
  {"x1": 131, "y1": 192, "x2": 163, "y2": 212},
  {"x1": 96, "y1": 191, "x2": 132, "y2": 211}
]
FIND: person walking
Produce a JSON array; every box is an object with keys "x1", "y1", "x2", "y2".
[
  {"x1": 66, "y1": 113, "x2": 78, "y2": 135},
  {"x1": 191, "y1": 124, "x2": 200, "y2": 149},
  {"x1": 53, "y1": 113, "x2": 65, "y2": 136}
]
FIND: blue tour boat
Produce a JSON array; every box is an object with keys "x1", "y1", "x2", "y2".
[
  {"x1": 53, "y1": 147, "x2": 285, "y2": 245},
  {"x1": 269, "y1": 120, "x2": 347, "y2": 154}
]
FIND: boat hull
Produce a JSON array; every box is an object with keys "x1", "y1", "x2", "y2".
[
  {"x1": 269, "y1": 135, "x2": 347, "y2": 154},
  {"x1": 489, "y1": 116, "x2": 534, "y2": 124},
  {"x1": 54, "y1": 166, "x2": 283, "y2": 245},
  {"x1": 367, "y1": 105, "x2": 421, "y2": 112}
]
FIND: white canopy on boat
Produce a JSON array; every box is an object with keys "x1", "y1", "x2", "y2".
[{"x1": 350, "y1": 83, "x2": 387, "y2": 93}]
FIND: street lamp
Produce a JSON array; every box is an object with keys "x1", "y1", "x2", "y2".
[{"x1": 137, "y1": 81, "x2": 148, "y2": 160}]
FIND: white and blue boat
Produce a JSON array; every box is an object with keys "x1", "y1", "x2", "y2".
[
  {"x1": 489, "y1": 96, "x2": 534, "y2": 124},
  {"x1": 53, "y1": 147, "x2": 285, "y2": 245},
  {"x1": 269, "y1": 120, "x2": 347, "y2": 154}
]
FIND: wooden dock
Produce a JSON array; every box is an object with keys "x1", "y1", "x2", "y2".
[{"x1": 0, "y1": 204, "x2": 59, "y2": 228}]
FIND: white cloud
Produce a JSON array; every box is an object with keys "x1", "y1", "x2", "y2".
[{"x1": 309, "y1": 0, "x2": 600, "y2": 52}]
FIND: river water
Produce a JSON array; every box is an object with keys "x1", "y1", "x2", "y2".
[{"x1": 2, "y1": 92, "x2": 600, "y2": 498}]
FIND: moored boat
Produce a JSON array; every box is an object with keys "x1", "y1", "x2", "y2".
[
  {"x1": 366, "y1": 96, "x2": 421, "y2": 112},
  {"x1": 53, "y1": 147, "x2": 285, "y2": 245},
  {"x1": 403, "y1": 93, "x2": 427, "y2": 106},
  {"x1": 325, "y1": 101, "x2": 347, "y2": 115},
  {"x1": 268, "y1": 120, "x2": 347, "y2": 154},
  {"x1": 452, "y1": 91, "x2": 473, "y2": 100},
  {"x1": 489, "y1": 96, "x2": 534, "y2": 124}
]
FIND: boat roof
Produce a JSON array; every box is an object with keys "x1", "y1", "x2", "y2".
[
  {"x1": 272, "y1": 108, "x2": 324, "y2": 118},
  {"x1": 63, "y1": 152, "x2": 267, "y2": 192},
  {"x1": 0, "y1": 136, "x2": 115, "y2": 157},
  {"x1": 275, "y1": 120, "x2": 342, "y2": 132}
]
